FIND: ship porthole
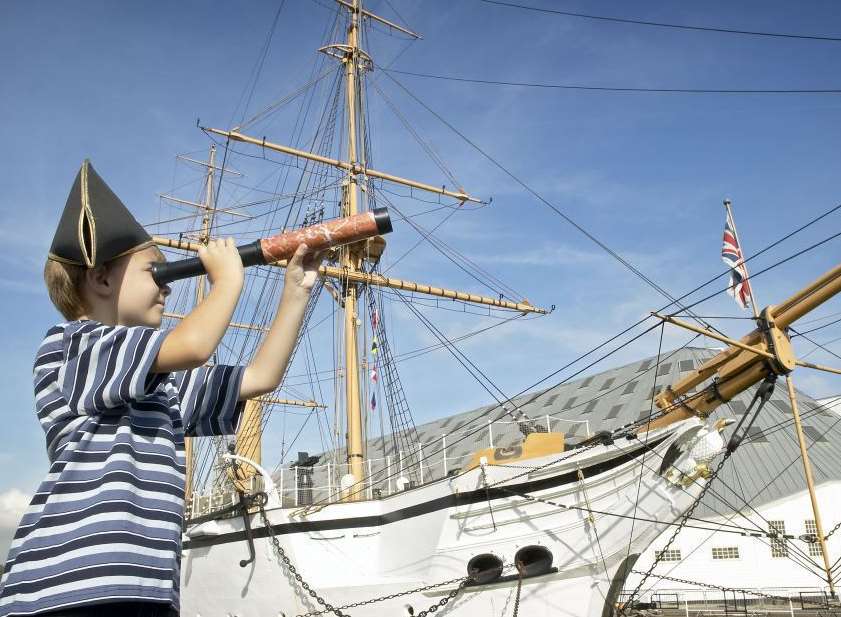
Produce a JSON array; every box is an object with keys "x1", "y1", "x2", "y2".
[
  {"x1": 514, "y1": 544, "x2": 553, "y2": 577},
  {"x1": 467, "y1": 553, "x2": 504, "y2": 584}
]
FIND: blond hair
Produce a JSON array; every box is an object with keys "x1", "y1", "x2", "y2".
[
  {"x1": 43, "y1": 246, "x2": 166, "y2": 320},
  {"x1": 43, "y1": 259, "x2": 88, "y2": 320}
]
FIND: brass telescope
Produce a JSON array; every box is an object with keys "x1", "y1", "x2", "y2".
[{"x1": 151, "y1": 208, "x2": 392, "y2": 286}]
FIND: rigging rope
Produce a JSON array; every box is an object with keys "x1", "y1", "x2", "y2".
[
  {"x1": 478, "y1": 0, "x2": 841, "y2": 43},
  {"x1": 385, "y1": 68, "x2": 841, "y2": 95}
]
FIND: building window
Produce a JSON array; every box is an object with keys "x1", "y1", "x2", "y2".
[
  {"x1": 712, "y1": 547, "x2": 740, "y2": 560},
  {"x1": 622, "y1": 381, "x2": 638, "y2": 395},
  {"x1": 805, "y1": 520, "x2": 823, "y2": 557},
  {"x1": 769, "y1": 521, "x2": 788, "y2": 558},
  {"x1": 728, "y1": 400, "x2": 747, "y2": 415},
  {"x1": 802, "y1": 426, "x2": 828, "y2": 443},
  {"x1": 606, "y1": 404, "x2": 623, "y2": 420},
  {"x1": 600, "y1": 377, "x2": 616, "y2": 391},
  {"x1": 637, "y1": 359, "x2": 653, "y2": 372},
  {"x1": 679, "y1": 359, "x2": 695, "y2": 373},
  {"x1": 542, "y1": 392, "x2": 561, "y2": 407},
  {"x1": 745, "y1": 426, "x2": 768, "y2": 443},
  {"x1": 562, "y1": 396, "x2": 578, "y2": 410},
  {"x1": 582, "y1": 399, "x2": 598, "y2": 414},
  {"x1": 657, "y1": 363, "x2": 672, "y2": 376},
  {"x1": 655, "y1": 549, "x2": 681, "y2": 561}
]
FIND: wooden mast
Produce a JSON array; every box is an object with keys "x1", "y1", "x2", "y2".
[
  {"x1": 156, "y1": 0, "x2": 549, "y2": 502},
  {"x1": 341, "y1": 0, "x2": 366, "y2": 493},
  {"x1": 184, "y1": 145, "x2": 217, "y2": 504}
]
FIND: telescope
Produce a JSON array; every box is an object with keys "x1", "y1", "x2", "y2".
[{"x1": 151, "y1": 208, "x2": 392, "y2": 286}]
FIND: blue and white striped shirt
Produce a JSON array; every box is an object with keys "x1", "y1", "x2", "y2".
[{"x1": 0, "y1": 321, "x2": 245, "y2": 616}]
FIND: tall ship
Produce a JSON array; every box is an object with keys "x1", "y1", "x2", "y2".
[{"x1": 148, "y1": 2, "x2": 841, "y2": 615}]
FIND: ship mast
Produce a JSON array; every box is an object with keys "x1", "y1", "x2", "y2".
[
  {"x1": 340, "y1": 0, "x2": 365, "y2": 492},
  {"x1": 156, "y1": 0, "x2": 550, "y2": 499}
]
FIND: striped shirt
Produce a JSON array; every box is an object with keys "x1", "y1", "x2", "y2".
[{"x1": 0, "y1": 321, "x2": 245, "y2": 616}]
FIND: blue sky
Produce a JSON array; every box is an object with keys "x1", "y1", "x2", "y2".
[{"x1": 1, "y1": 0, "x2": 840, "y2": 551}]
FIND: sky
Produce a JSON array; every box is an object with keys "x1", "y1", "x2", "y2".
[{"x1": 1, "y1": 0, "x2": 840, "y2": 556}]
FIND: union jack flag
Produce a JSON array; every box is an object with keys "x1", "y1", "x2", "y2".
[{"x1": 721, "y1": 208, "x2": 753, "y2": 310}]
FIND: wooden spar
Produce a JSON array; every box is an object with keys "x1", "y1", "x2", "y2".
[
  {"x1": 772, "y1": 263, "x2": 841, "y2": 328},
  {"x1": 163, "y1": 311, "x2": 269, "y2": 333},
  {"x1": 258, "y1": 397, "x2": 326, "y2": 408},
  {"x1": 645, "y1": 260, "x2": 841, "y2": 429},
  {"x1": 153, "y1": 236, "x2": 547, "y2": 314},
  {"x1": 334, "y1": 0, "x2": 421, "y2": 39},
  {"x1": 201, "y1": 128, "x2": 481, "y2": 205},
  {"x1": 158, "y1": 194, "x2": 250, "y2": 219},
  {"x1": 784, "y1": 376, "x2": 836, "y2": 596},
  {"x1": 652, "y1": 312, "x2": 776, "y2": 362}
]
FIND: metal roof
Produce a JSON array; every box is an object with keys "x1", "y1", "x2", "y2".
[{"x1": 304, "y1": 347, "x2": 841, "y2": 516}]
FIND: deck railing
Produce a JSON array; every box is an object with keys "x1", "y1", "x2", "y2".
[{"x1": 186, "y1": 416, "x2": 591, "y2": 518}]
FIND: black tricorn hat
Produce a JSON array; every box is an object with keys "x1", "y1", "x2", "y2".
[{"x1": 48, "y1": 160, "x2": 153, "y2": 267}]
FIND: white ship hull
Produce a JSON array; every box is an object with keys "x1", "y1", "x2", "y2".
[{"x1": 181, "y1": 419, "x2": 720, "y2": 617}]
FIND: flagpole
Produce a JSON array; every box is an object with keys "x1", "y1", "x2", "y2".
[{"x1": 724, "y1": 198, "x2": 835, "y2": 597}]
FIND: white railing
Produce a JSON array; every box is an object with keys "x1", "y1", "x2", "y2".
[
  {"x1": 628, "y1": 586, "x2": 832, "y2": 614},
  {"x1": 187, "y1": 416, "x2": 588, "y2": 517}
]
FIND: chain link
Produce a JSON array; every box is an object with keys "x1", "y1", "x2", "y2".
[
  {"x1": 619, "y1": 437, "x2": 734, "y2": 614},
  {"x1": 631, "y1": 570, "x2": 836, "y2": 611},
  {"x1": 619, "y1": 376, "x2": 777, "y2": 613},
  {"x1": 512, "y1": 572, "x2": 523, "y2": 617},
  {"x1": 824, "y1": 521, "x2": 841, "y2": 542},
  {"x1": 258, "y1": 504, "x2": 469, "y2": 617},
  {"x1": 298, "y1": 577, "x2": 469, "y2": 617}
]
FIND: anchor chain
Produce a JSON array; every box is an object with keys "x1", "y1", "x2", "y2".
[
  {"x1": 512, "y1": 571, "x2": 523, "y2": 617},
  {"x1": 824, "y1": 521, "x2": 841, "y2": 542},
  {"x1": 619, "y1": 375, "x2": 777, "y2": 614},
  {"x1": 258, "y1": 504, "x2": 469, "y2": 617}
]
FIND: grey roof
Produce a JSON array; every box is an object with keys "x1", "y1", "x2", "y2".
[{"x1": 287, "y1": 347, "x2": 841, "y2": 516}]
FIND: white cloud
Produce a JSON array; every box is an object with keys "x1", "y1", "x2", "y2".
[{"x1": 0, "y1": 489, "x2": 30, "y2": 562}]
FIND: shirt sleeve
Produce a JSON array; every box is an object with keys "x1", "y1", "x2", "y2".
[
  {"x1": 175, "y1": 364, "x2": 246, "y2": 437},
  {"x1": 58, "y1": 321, "x2": 170, "y2": 415}
]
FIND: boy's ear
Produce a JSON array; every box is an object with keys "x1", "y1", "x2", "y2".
[{"x1": 84, "y1": 264, "x2": 113, "y2": 299}]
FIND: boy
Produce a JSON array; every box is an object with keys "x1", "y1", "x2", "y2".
[{"x1": 0, "y1": 160, "x2": 321, "y2": 616}]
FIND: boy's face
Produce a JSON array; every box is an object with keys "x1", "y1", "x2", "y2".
[{"x1": 112, "y1": 246, "x2": 170, "y2": 328}]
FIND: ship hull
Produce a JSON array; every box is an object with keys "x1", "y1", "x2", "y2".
[{"x1": 182, "y1": 419, "x2": 713, "y2": 616}]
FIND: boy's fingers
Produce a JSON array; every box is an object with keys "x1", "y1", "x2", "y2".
[
  {"x1": 306, "y1": 250, "x2": 326, "y2": 267},
  {"x1": 289, "y1": 243, "x2": 309, "y2": 265}
]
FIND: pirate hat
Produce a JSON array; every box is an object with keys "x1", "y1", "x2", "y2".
[{"x1": 48, "y1": 160, "x2": 152, "y2": 267}]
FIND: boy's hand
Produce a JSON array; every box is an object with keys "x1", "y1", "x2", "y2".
[
  {"x1": 198, "y1": 238, "x2": 244, "y2": 289},
  {"x1": 284, "y1": 244, "x2": 324, "y2": 297}
]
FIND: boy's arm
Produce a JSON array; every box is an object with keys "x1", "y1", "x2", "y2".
[
  {"x1": 152, "y1": 238, "x2": 244, "y2": 373},
  {"x1": 239, "y1": 245, "x2": 322, "y2": 400}
]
